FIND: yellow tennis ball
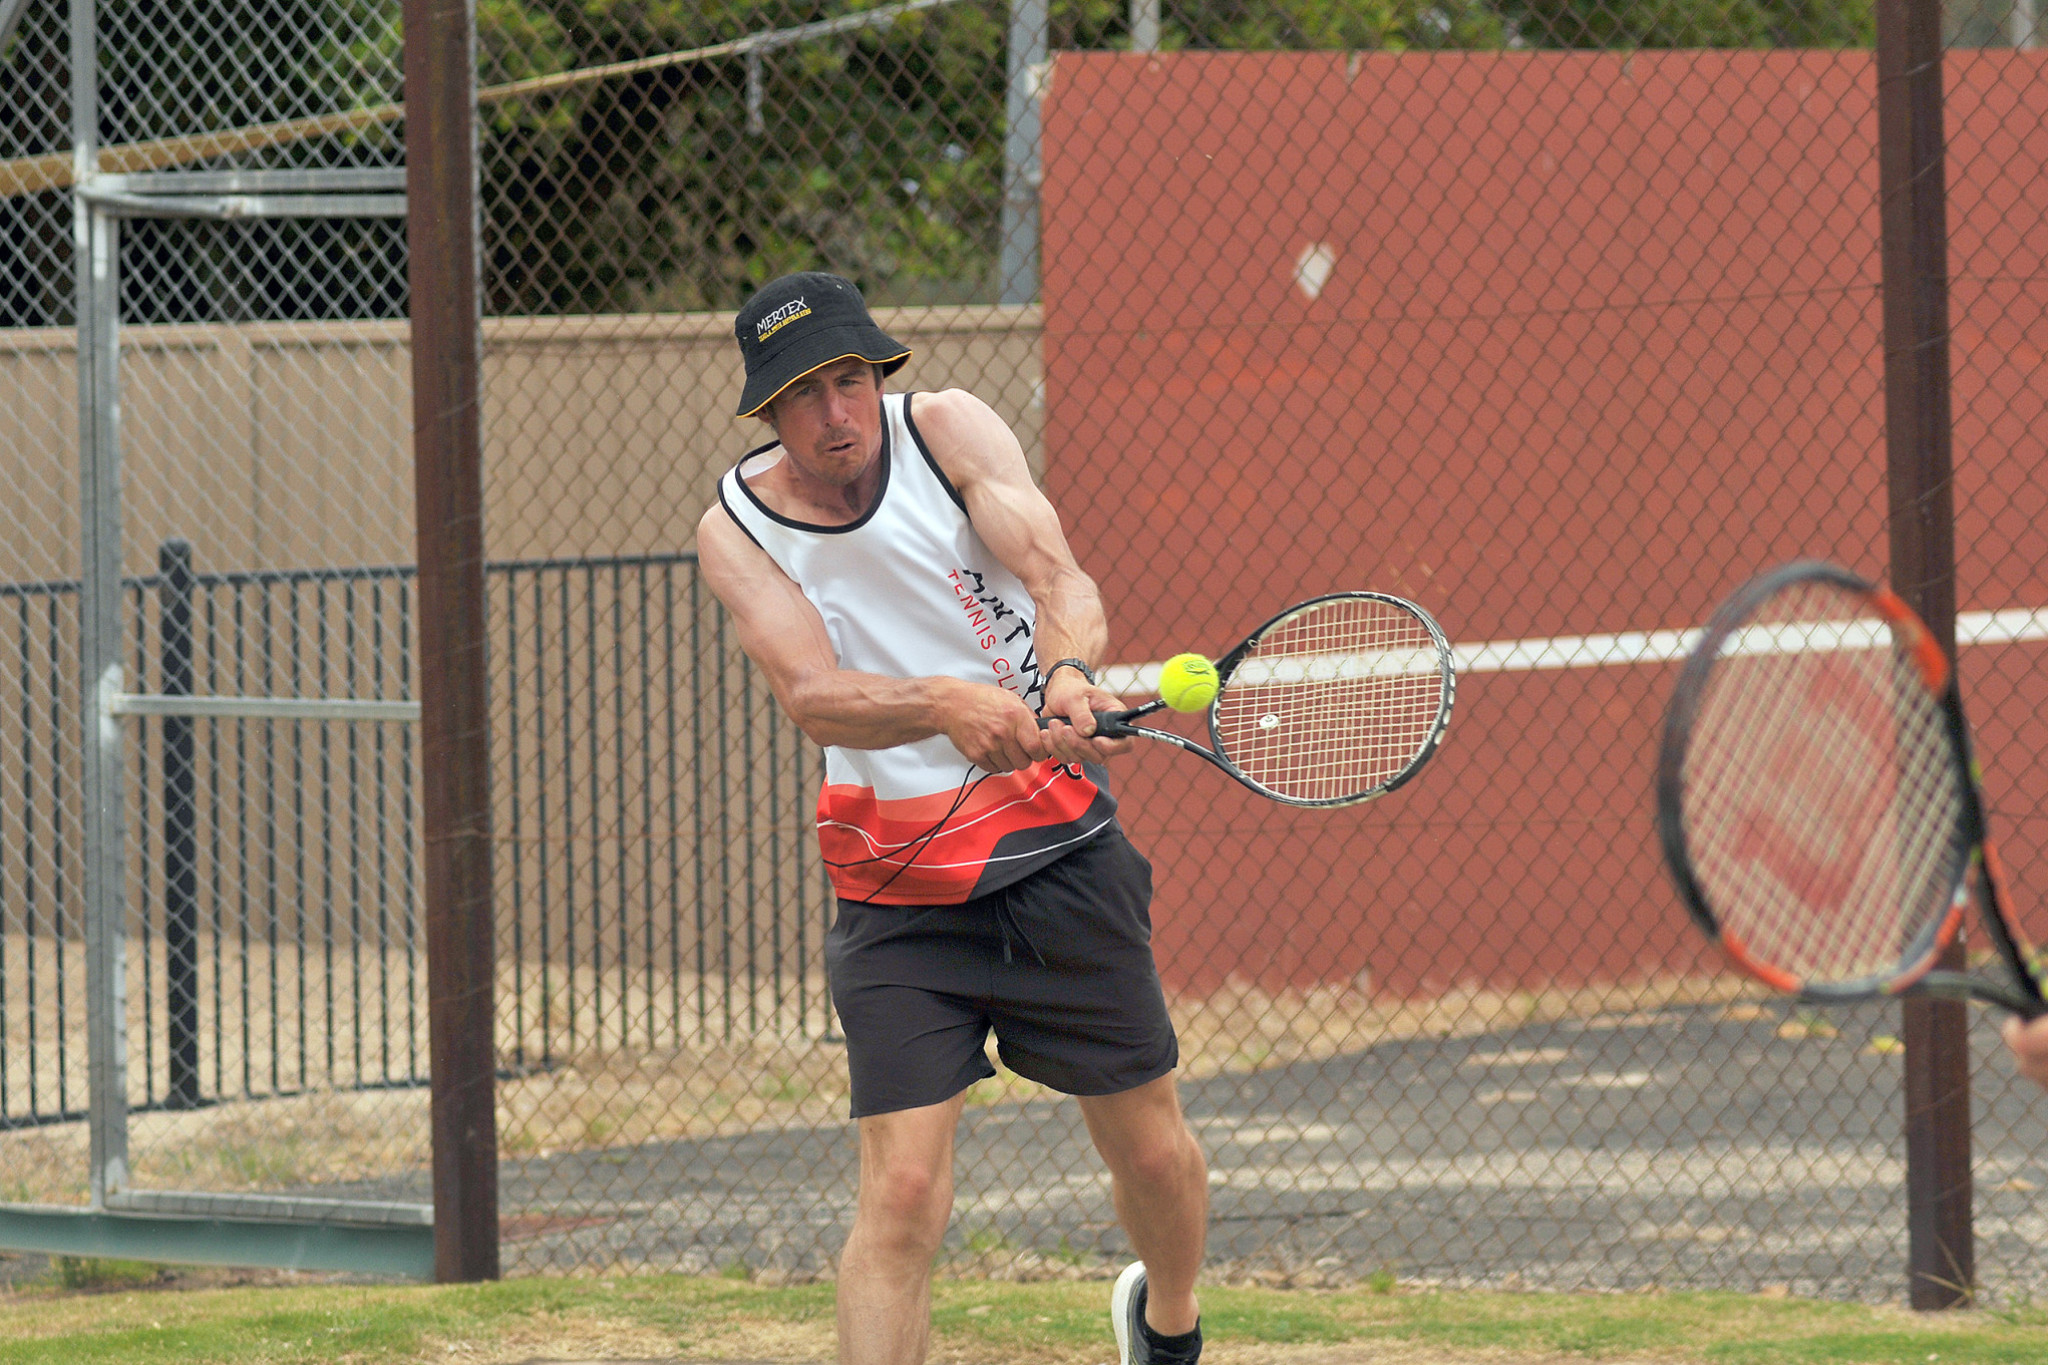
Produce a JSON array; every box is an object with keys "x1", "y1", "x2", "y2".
[{"x1": 1158, "y1": 653, "x2": 1219, "y2": 712}]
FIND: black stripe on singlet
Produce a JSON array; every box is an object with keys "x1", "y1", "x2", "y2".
[
  {"x1": 900, "y1": 393, "x2": 969, "y2": 515},
  {"x1": 715, "y1": 475, "x2": 771, "y2": 554}
]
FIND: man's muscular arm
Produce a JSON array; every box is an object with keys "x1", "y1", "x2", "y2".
[
  {"x1": 696, "y1": 506, "x2": 1050, "y2": 774},
  {"x1": 911, "y1": 389, "x2": 1131, "y2": 766}
]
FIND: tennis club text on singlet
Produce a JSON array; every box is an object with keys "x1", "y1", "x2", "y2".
[{"x1": 716, "y1": 393, "x2": 1116, "y2": 904}]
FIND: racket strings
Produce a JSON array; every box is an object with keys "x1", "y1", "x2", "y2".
[
  {"x1": 1682, "y1": 582, "x2": 1967, "y2": 985},
  {"x1": 1214, "y1": 597, "x2": 1447, "y2": 802}
]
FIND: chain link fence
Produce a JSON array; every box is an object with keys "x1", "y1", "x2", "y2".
[{"x1": 2, "y1": 0, "x2": 2045, "y2": 1304}]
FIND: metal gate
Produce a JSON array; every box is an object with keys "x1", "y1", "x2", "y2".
[{"x1": 0, "y1": 0, "x2": 432, "y2": 1274}]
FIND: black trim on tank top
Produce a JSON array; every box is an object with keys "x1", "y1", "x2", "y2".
[
  {"x1": 900, "y1": 393, "x2": 969, "y2": 514},
  {"x1": 730, "y1": 416, "x2": 894, "y2": 535},
  {"x1": 714, "y1": 477, "x2": 770, "y2": 554}
]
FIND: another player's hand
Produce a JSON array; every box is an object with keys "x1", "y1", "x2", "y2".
[
  {"x1": 941, "y1": 680, "x2": 1049, "y2": 774},
  {"x1": 1040, "y1": 670, "x2": 1135, "y2": 765},
  {"x1": 2002, "y1": 1014, "x2": 2048, "y2": 1091}
]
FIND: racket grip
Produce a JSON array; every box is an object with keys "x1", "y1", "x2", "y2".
[{"x1": 1036, "y1": 711, "x2": 1138, "y2": 739}]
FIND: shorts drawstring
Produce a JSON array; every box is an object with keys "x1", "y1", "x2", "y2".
[{"x1": 993, "y1": 884, "x2": 1046, "y2": 966}]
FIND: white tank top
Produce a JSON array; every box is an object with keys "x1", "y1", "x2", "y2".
[{"x1": 716, "y1": 392, "x2": 1116, "y2": 904}]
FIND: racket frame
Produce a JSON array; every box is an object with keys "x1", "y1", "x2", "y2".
[
  {"x1": 1069, "y1": 591, "x2": 1456, "y2": 808},
  {"x1": 1656, "y1": 559, "x2": 2045, "y2": 1016}
]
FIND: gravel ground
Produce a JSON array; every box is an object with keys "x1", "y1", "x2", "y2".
[{"x1": 314, "y1": 999, "x2": 2048, "y2": 1304}]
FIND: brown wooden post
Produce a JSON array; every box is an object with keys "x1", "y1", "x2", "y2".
[
  {"x1": 405, "y1": 0, "x2": 499, "y2": 1283},
  {"x1": 1876, "y1": 0, "x2": 1972, "y2": 1311}
]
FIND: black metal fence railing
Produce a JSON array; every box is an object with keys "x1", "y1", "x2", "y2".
[
  {"x1": 0, "y1": 575, "x2": 84, "y2": 1130},
  {"x1": 0, "y1": 544, "x2": 818, "y2": 1129},
  {"x1": 491, "y1": 552, "x2": 835, "y2": 1075},
  {"x1": 128, "y1": 547, "x2": 422, "y2": 1114}
]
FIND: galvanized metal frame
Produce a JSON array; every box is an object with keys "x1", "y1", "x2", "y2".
[
  {"x1": 106, "y1": 1189, "x2": 433, "y2": 1227},
  {"x1": 108, "y1": 694, "x2": 423, "y2": 723},
  {"x1": 0, "y1": 1203, "x2": 433, "y2": 1277},
  {"x1": 999, "y1": 0, "x2": 1047, "y2": 305},
  {"x1": 71, "y1": 0, "x2": 129, "y2": 1218},
  {"x1": 77, "y1": 186, "x2": 409, "y2": 219}
]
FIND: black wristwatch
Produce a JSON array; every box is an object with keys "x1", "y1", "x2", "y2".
[{"x1": 1043, "y1": 657, "x2": 1097, "y2": 689}]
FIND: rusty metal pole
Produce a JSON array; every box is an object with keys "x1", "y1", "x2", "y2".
[
  {"x1": 405, "y1": 0, "x2": 499, "y2": 1283},
  {"x1": 1876, "y1": 0, "x2": 1972, "y2": 1311}
]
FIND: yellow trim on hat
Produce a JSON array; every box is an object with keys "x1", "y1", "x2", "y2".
[{"x1": 738, "y1": 347, "x2": 914, "y2": 419}]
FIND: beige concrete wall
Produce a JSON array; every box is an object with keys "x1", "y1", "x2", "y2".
[
  {"x1": 0, "y1": 327, "x2": 83, "y2": 584},
  {"x1": 486, "y1": 306, "x2": 1045, "y2": 564},
  {"x1": 0, "y1": 307, "x2": 1044, "y2": 580}
]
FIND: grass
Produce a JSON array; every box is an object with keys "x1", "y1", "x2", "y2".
[{"x1": 4, "y1": 1274, "x2": 2048, "y2": 1364}]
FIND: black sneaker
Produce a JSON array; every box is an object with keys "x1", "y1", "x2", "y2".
[
  {"x1": 1111, "y1": 1261, "x2": 1149, "y2": 1365},
  {"x1": 1112, "y1": 1260, "x2": 1203, "y2": 1364}
]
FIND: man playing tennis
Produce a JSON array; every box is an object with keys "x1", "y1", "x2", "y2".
[{"x1": 696, "y1": 271, "x2": 1207, "y2": 1365}]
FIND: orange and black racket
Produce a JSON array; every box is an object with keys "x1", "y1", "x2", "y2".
[{"x1": 1657, "y1": 560, "x2": 2045, "y2": 1016}]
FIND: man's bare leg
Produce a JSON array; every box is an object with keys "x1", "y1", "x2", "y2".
[
  {"x1": 1077, "y1": 1073, "x2": 1208, "y2": 1335},
  {"x1": 837, "y1": 1092, "x2": 966, "y2": 1365}
]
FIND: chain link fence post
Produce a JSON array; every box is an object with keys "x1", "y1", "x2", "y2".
[
  {"x1": 1877, "y1": 0, "x2": 1976, "y2": 1308},
  {"x1": 406, "y1": 0, "x2": 501, "y2": 1284}
]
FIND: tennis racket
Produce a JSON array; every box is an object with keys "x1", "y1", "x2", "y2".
[
  {"x1": 1042, "y1": 592, "x2": 1455, "y2": 807},
  {"x1": 1656, "y1": 559, "x2": 2045, "y2": 1016}
]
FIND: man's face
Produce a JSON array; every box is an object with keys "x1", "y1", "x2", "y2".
[{"x1": 765, "y1": 358, "x2": 884, "y2": 486}]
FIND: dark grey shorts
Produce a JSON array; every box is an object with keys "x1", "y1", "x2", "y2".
[{"x1": 825, "y1": 829, "x2": 1179, "y2": 1118}]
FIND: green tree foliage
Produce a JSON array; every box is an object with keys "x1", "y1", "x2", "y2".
[
  {"x1": 95, "y1": 0, "x2": 402, "y2": 149},
  {"x1": 476, "y1": 0, "x2": 1010, "y2": 313},
  {"x1": 472, "y1": 0, "x2": 1871, "y2": 317},
  {"x1": 1164, "y1": 0, "x2": 1506, "y2": 51},
  {"x1": 1496, "y1": 0, "x2": 1871, "y2": 48}
]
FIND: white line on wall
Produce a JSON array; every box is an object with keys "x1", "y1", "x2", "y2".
[{"x1": 1099, "y1": 607, "x2": 2048, "y2": 695}]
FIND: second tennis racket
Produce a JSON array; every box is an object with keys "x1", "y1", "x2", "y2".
[{"x1": 1656, "y1": 560, "x2": 2044, "y2": 1016}]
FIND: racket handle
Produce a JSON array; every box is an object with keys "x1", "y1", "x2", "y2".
[{"x1": 1036, "y1": 710, "x2": 1139, "y2": 739}]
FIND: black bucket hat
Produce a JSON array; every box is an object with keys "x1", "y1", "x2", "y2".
[{"x1": 733, "y1": 272, "x2": 911, "y2": 418}]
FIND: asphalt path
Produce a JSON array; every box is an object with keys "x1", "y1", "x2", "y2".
[{"x1": 450, "y1": 1000, "x2": 2048, "y2": 1304}]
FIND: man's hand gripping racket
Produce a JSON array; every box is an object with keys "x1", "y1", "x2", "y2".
[
  {"x1": 1656, "y1": 560, "x2": 2046, "y2": 1016},
  {"x1": 1043, "y1": 592, "x2": 1456, "y2": 807}
]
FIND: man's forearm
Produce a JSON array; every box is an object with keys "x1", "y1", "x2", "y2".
[
  {"x1": 783, "y1": 668, "x2": 965, "y2": 751},
  {"x1": 1030, "y1": 567, "x2": 1111, "y2": 675}
]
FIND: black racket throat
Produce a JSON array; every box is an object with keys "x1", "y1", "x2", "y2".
[{"x1": 1036, "y1": 706, "x2": 1234, "y2": 773}]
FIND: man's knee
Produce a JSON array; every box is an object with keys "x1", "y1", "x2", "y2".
[
  {"x1": 1111, "y1": 1119, "x2": 1206, "y2": 1193},
  {"x1": 859, "y1": 1153, "x2": 954, "y2": 1248}
]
